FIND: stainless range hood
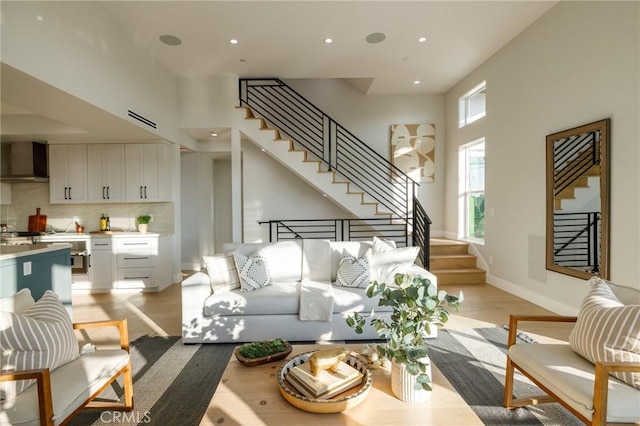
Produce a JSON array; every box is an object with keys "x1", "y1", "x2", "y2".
[{"x1": 0, "y1": 141, "x2": 49, "y2": 183}]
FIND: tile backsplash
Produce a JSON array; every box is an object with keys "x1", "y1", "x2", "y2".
[{"x1": 0, "y1": 183, "x2": 174, "y2": 233}]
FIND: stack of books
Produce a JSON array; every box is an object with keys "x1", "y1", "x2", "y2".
[{"x1": 286, "y1": 360, "x2": 364, "y2": 400}]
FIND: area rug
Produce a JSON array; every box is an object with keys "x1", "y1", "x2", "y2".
[
  {"x1": 68, "y1": 328, "x2": 582, "y2": 426},
  {"x1": 428, "y1": 327, "x2": 582, "y2": 426}
]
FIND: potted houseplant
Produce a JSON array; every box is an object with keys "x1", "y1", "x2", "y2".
[
  {"x1": 136, "y1": 215, "x2": 152, "y2": 233},
  {"x1": 346, "y1": 273, "x2": 463, "y2": 402}
]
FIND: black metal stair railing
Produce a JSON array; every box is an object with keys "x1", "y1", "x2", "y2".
[
  {"x1": 553, "y1": 211, "x2": 600, "y2": 273},
  {"x1": 240, "y1": 78, "x2": 431, "y2": 268},
  {"x1": 554, "y1": 130, "x2": 600, "y2": 196},
  {"x1": 240, "y1": 78, "x2": 414, "y2": 219}
]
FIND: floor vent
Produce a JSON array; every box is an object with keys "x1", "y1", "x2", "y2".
[{"x1": 128, "y1": 110, "x2": 157, "y2": 129}]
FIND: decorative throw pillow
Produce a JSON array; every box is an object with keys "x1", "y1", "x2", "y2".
[
  {"x1": 234, "y1": 252, "x2": 272, "y2": 292},
  {"x1": 0, "y1": 291, "x2": 79, "y2": 400},
  {"x1": 335, "y1": 249, "x2": 371, "y2": 288},
  {"x1": 370, "y1": 246, "x2": 420, "y2": 285},
  {"x1": 372, "y1": 236, "x2": 397, "y2": 253},
  {"x1": 569, "y1": 278, "x2": 640, "y2": 389},
  {"x1": 203, "y1": 253, "x2": 241, "y2": 293}
]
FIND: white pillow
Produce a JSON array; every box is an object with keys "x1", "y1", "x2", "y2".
[
  {"x1": 1, "y1": 291, "x2": 79, "y2": 400},
  {"x1": 569, "y1": 279, "x2": 640, "y2": 389},
  {"x1": 234, "y1": 252, "x2": 273, "y2": 292},
  {"x1": 0, "y1": 289, "x2": 35, "y2": 314},
  {"x1": 370, "y1": 246, "x2": 420, "y2": 285},
  {"x1": 203, "y1": 253, "x2": 241, "y2": 293},
  {"x1": 335, "y1": 249, "x2": 371, "y2": 288},
  {"x1": 372, "y1": 236, "x2": 397, "y2": 253}
]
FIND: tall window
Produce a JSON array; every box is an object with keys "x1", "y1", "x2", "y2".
[
  {"x1": 458, "y1": 81, "x2": 486, "y2": 128},
  {"x1": 458, "y1": 139, "x2": 485, "y2": 242}
]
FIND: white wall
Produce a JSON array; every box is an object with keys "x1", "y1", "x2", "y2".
[
  {"x1": 444, "y1": 1, "x2": 640, "y2": 313},
  {"x1": 213, "y1": 159, "x2": 233, "y2": 253},
  {"x1": 284, "y1": 79, "x2": 446, "y2": 234},
  {"x1": 1, "y1": 1, "x2": 193, "y2": 149},
  {"x1": 241, "y1": 142, "x2": 348, "y2": 242}
]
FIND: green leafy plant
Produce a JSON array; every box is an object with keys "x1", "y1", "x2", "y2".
[
  {"x1": 136, "y1": 215, "x2": 152, "y2": 224},
  {"x1": 346, "y1": 273, "x2": 463, "y2": 391},
  {"x1": 238, "y1": 338, "x2": 288, "y2": 359}
]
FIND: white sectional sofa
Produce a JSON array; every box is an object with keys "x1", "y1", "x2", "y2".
[{"x1": 181, "y1": 238, "x2": 435, "y2": 343}]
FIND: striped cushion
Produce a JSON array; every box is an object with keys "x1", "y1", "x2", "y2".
[
  {"x1": 0, "y1": 291, "x2": 79, "y2": 400},
  {"x1": 569, "y1": 278, "x2": 640, "y2": 389},
  {"x1": 335, "y1": 249, "x2": 371, "y2": 288},
  {"x1": 235, "y1": 252, "x2": 272, "y2": 292},
  {"x1": 204, "y1": 252, "x2": 240, "y2": 293}
]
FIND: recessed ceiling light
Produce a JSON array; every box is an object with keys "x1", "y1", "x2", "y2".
[
  {"x1": 35, "y1": 15, "x2": 44, "y2": 22},
  {"x1": 159, "y1": 34, "x2": 182, "y2": 46},
  {"x1": 414, "y1": 80, "x2": 421, "y2": 85},
  {"x1": 365, "y1": 32, "x2": 386, "y2": 44},
  {"x1": 229, "y1": 39, "x2": 239, "y2": 45},
  {"x1": 210, "y1": 132, "x2": 218, "y2": 137},
  {"x1": 324, "y1": 38, "x2": 333, "y2": 44},
  {"x1": 418, "y1": 36, "x2": 428, "y2": 43}
]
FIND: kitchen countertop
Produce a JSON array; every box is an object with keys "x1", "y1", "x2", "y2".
[
  {"x1": 0, "y1": 243, "x2": 72, "y2": 261},
  {"x1": 37, "y1": 232, "x2": 165, "y2": 241}
]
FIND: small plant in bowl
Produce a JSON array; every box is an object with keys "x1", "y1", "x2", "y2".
[
  {"x1": 234, "y1": 338, "x2": 293, "y2": 367},
  {"x1": 136, "y1": 215, "x2": 152, "y2": 233}
]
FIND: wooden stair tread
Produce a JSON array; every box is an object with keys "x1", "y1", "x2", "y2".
[{"x1": 430, "y1": 268, "x2": 486, "y2": 273}]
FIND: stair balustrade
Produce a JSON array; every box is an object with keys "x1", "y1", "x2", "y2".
[{"x1": 240, "y1": 78, "x2": 430, "y2": 268}]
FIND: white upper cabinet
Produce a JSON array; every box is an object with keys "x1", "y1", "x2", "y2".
[
  {"x1": 49, "y1": 144, "x2": 88, "y2": 204},
  {"x1": 87, "y1": 144, "x2": 126, "y2": 203},
  {"x1": 125, "y1": 143, "x2": 172, "y2": 202}
]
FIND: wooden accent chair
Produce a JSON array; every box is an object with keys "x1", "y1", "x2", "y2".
[
  {"x1": 1, "y1": 290, "x2": 133, "y2": 426},
  {"x1": 504, "y1": 280, "x2": 640, "y2": 426}
]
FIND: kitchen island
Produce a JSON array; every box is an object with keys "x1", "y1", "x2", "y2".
[{"x1": 0, "y1": 243, "x2": 72, "y2": 315}]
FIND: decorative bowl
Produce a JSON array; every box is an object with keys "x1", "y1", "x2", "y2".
[
  {"x1": 234, "y1": 339, "x2": 293, "y2": 367},
  {"x1": 277, "y1": 350, "x2": 373, "y2": 413}
]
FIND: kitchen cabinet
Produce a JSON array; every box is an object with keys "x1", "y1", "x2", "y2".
[
  {"x1": 49, "y1": 144, "x2": 88, "y2": 204},
  {"x1": 125, "y1": 143, "x2": 172, "y2": 202},
  {"x1": 89, "y1": 238, "x2": 115, "y2": 290},
  {"x1": 115, "y1": 237, "x2": 156, "y2": 289},
  {"x1": 87, "y1": 144, "x2": 126, "y2": 203}
]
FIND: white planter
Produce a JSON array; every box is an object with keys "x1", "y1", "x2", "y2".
[
  {"x1": 391, "y1": 359, "x2": 432, "y2": 403},
  {"x1": 137, "y1": 223, "x2": 148, "y2": 233}
]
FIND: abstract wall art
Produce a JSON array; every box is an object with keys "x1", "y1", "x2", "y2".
[{"x1": 390, "y1": 124, "x2": 435, "y2": 183}]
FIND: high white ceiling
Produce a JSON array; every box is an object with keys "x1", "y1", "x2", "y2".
[
  {"x1": 1, "y1": 1, "x2": 558, "y2": 143},
  {"x1": 102, "y1": 0, "x2": 557, "y2": 95}
]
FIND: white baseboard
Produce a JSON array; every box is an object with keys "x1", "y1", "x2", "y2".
[{"x1": 487, "y1": 273, "x2": 578, "y2": 316}]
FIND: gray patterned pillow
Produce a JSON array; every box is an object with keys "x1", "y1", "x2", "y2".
[
  {"x1": 234, "y1": 251, "x2": 273, "y2": 292},
  {"x1": 335, "y1": 249, "x2": 371, "y2": 288},
  {"x1": 0, "y1": 291, "x2": 79, "y2": 400}
]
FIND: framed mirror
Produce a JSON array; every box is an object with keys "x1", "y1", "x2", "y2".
[{"x1": 546, "y1": 119, "x2": 610, "y2": 280}]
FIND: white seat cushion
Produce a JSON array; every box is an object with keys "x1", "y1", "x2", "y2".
[
  {"x1": 204, "y1": 282, "x2": 300, "y2": 316},
  {"x1": 509, "y1": 343, "x2": 640, "y2": 423},
  {"x1": 0, "y1": 349, "x2": 130, "y2": 425}
]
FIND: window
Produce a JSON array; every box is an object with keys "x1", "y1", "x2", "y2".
[
  {"x1": 458, "y1": 81, "x2": 486, "y2": 128},
  {"x1": 458, "y1": 139, "x2": 485, "y2": 242}
]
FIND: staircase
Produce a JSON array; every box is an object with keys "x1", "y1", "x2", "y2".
[
  {"x1": 554, "y1": 165, "x2": 600, "y2": 210},
  {"x1": 429, "y1": 238, "x2": 486, "y2": 285},
  {"x1": 237, "y1": 78, "x2": 431, "y2": 267},
  {"x1": 235, "y1": 106, "x2": 393, "y2": 219}
]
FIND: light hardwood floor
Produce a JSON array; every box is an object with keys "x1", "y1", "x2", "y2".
[{"x1": 71, "y1": 279, "x2": 575, "y2": 346}]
